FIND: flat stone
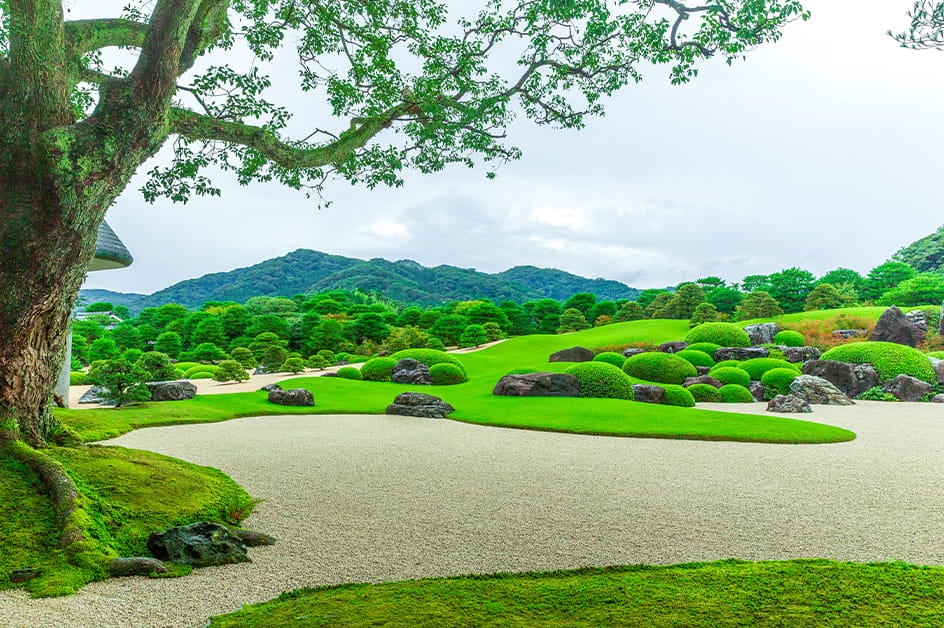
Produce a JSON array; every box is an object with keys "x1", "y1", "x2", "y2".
[
  {"x1": 767, "y1": 394, "x2": 813, "y2": 413},
  {"x1": 492, "y1": 373, "x2": 580, "y2": 397},
  {"x1": 268, "y1": 388, "x2": 314, "y2": 406},
  {"x1": 789, "y1": 375, "x2": 855, "y2": 406},
  {"x1": 632, "y1": 385, "x2": 665, "y2": 404},
  {"x1": 781, "y1": 346, "x2": 822, "y2": 363},
  {"x1": 548, "y1": 347, "x2": 594, "y2": 362},
  {"x1": 386, "y1": 392, "x2": 455, "y2": 418},
  {"x1": 714, "y1": 347, "x2": 770, "y2": 361},
  {"x1": 109, "y1": 557, "x2": 169, "y2": 577},
  {"x1": 147, "y1": 522, "x2": 249, "y2": 568}
]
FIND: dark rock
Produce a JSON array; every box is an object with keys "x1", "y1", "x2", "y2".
[
  {"x1": 228, "y1": 528, "x2": 277, "y2": 547},
  {"x1": 147, "y1": 522, "x2": 249, "y2": 568},
  {"x1": 391, "y1": 358, "x2": 432, "y2": 385},
  {"x1": 78, "y1": 386, "x2": 105, "y2": 404},
  {"x1": 871, "y1": 306, "x2": 926, "y2": 347},
  {"x1": 714, "y1": 347, "x2": 770, "y2": 361},
  {"x1": 146, "y1": 380, "x2": 197, "y2": 402},
  {"x1": 386, "y1": 392, "x2": 455, "y2": 418},
  {"x1": 744, "y1": 323, "x2": 779, "y2": 346},
  {"x1": 632, "y1": 385, "x2": 665, "y2": 404},
  {"x1": 695, "y1": 366, "x2": 712, "y2": 375},
  {"x1": 268, "y1": 388, "x2": 314, "y2": 406},
  {"x1": 801, "y1": 360, "x2": 880, "y2": 398},
  {"x1": 781, "y1": 346, "x2": 822, "y2": 363},
  {"x1": 930, "y1": 394, "x2": 944, "y2": 404},
  {"x1": 905, "y1": 309, "x2": 929, "y2": 332},
  {"x1": 881, "y1": 375, "x2": 932, "y2": 402},
  {"x1": 929, "y1": 358, "x2": 944, "y2": 385},
  {"x1": 749, "y1": 381, "x2": 766, "y2": 402},
  {"x1": 253, "y1": 366, "x2": 271, "y2": 375},
  {"x1": 789, "y1": 375, "x2": 855, "y2": 406},
  {"x1": 622, "y1": 348, "x2": 647, "y2": 358},
  {"x1": 658, "y1": 341, "x2": 688, "y2": 354},
  {"x1": 9, "y1": 568, "x2": 42, "y2": 583},
  {"x1": 492, "y1": 373, "x2": 580, "y2": 397},
  {"x1": 683, "y1": 375, "x2": 723, "y2": 389},
  {"x1": 767, "y1": 394, "x2": 812, "y2": 413},
  {"x1": 259, "y1": 383, "x2": 283, "y2": 392},
  {"x1": 548, "y1": 346, "x2": 595, "y2": 362},
  {"x1": 832, "y1": 329, "x2": 867, "y2": 339},
  {"x1": 321, "y1": 371, "x2": 339, "y2": 377},
  {"x1": 109, "y1": 557, "x2": 169, "y2": 577}
]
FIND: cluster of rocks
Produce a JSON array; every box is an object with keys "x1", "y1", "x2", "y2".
[
  {"x1": 386, "y1": 392, "x2": 455, "y2": 418},
  {"x1": 79, "y1": 380, "x2": 197, "y2": 405}
]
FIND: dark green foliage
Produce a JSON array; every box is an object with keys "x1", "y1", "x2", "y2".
[
  {"x1": 686, "y1": 342, "x2": 721, "y2": 356},
  {"x1": 360, "y1": 357, "x2": 398, "y2": 382},
  {"x1": 767, "y1": 267, "x2": 815, "y2": 314},
  {"x1": 230, "y1": 347, "x2": 258, "y2": 370},
  {"x1": 154, "y1": 331, "x2": 183, "y2": 358},
  {"x1": 719, "y1": 384, "x2": 755, "y2": 403},
  {"x1": 183, "y1": 365, "x2": 220, "y2": 378},
  {"x1": 666, "y1": 283, "x2": 706, "y2": 319},
  {"x1": 459, "y1": 324, "x2": 489, "y2": 348},
  {"x1": 213, "y1": 360, "x2": 250, "y2": 383},
  {"x1": 347, "y1": 313, "x2": 390, "y2": 344},
  {"x1": 774, "y1": 330, "x2": 806, "y2": 347},
  {"x1": 709, "y1": 367, "x2": 751, "y2": 388},
  {"x1": 557, "y1": 308, "x2": 590, "y2": 333},
  {"x1": 281, "y1": 357, "x2": 306, "y2": 375},
  {"x1": 821, "y1": 342, "x2": 936, "y2": 383},
  {"x1": 622, "y1": 352, "x2": 697, "y2": 385},
  {"x1": 429, "y1": 363, "x2": 466, "y2": 385},
  {"x1": 111, "y1": 324, "x2": 143, "y2": 351},
  {"x1": 86, "y1": 359, "x2": 151, "y2": 406},
  {"x1": 564, "y1": 362, "x2": 634, "y2": 400},
  {"x1": 390, "y1": 349, "x2": 467, "y2": 377},
  {"x1": 760, "y1": 367, "x2": 800, "y2": 397},
  {"x1": 192, "y1": 342, "x2": 226, "y2": 363},
  {"x1": 613, "y1": 301, "x2": 645, "y2": 322},
  {"x1": 260, "y1": 346, "x2": 290, "y2": 372},
  {"x1": 592, "y1": 352, "x2": 627, "y2": 368},
  {"x1": 740, "y1": 275, "x2": 771, "y2": 293},
  {"x1": 687, "y1": 383, "x2": 722, "y2": 403},
  {"x1": 563, "y1": 292, "x2": 597, "y2": 317},
  {"x1": 862, "y1": 262, "x2": 918, "y2": 302},
  {"x1": 88, "y1": 337, "x2": 120, "y2": 363},
  {"x1": 136, "y1": 352, "x2": 178, "y2": 382},
  {"x1": 429, "y1": 314, "x2": 470, "y2": 346},
  {"x1": 689, "y1": 302, "x2": 721, "y2": 327},
  {"x1": 735, "y1": 291, "x2": 784, "y2": 320},
  {"x1": 498, "y1": 267, "x2": 639, "y2": 302},
  {"x1": 685, "y1": 322, "x2": 750, "y2": 348},
  {"x1": 316, "y1": 349, "x2": 337, "y2": 365},
  {"x1": 336, "y1": 367, "x2": 363, "y2": 380},
  {"x1": 306, "y1": 355, "x2": 329, "y2": 370},
  {"x1": 706, "y1": 286, "x2": 743, "y2": 315},
  {"x1": 739, "y1": 358, "x2": 800, "y2": 381},
  {"x1": 69, "y1": 371, "x2": 87, "y2": 386},
  {"x1": 425, "y1": 337, "x2": 446, "y2": 351},
  {"x1": 877, "y1": 273, "x2": 944, "y2": 307},
  {"x1": 645, "y1": 293, "x2": 674, "y2": 319},
  {"x1": 662, "y1": 385, "x2": 696, "y2": 408},
  {"x1": 857, "y1": 386, "x2": 899, "y2": 402},
  {"x1": 891, "y1": 225, "x2": 944, "y2": 273},
  {"x1": 804, "y1": 283, "x2": 850, "y2": 311},
  {"x1": 675, "y1": 349, "x2": 714, "y2": 368}
]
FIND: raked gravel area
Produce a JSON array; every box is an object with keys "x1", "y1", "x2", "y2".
[{"x1": 2, "y1": 401, "x2": 943, "y2": 627}]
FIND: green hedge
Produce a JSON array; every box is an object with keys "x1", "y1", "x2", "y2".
[
  {"x1": 774, "y1": 330, "x2": 806, "y2": 347},
  {"x1": 710, "y1": 360, "x2": 741, "y2": 372},
  {"x1": 686, "y1": 342, "x2": 721, "y2": 357},
  {"x1": 662, "y1": 384, "x2": 696, "y2": 408},
  {"x1": 708, "y1": 366, "x2": 751, "y2": 388},
  {"x1": 761, "y1": 367, "x2": 800, "y2": 397},
  {"x1": 821, "y1": 342, "x2": 936, "y2": 384},
  {"x1": 186, "y1": 370, "x2": 216, "y2": 380},
  {"x1": 336, "y1": 366, "x2": 363, "y2": 380},
  {"x1": 430, "y1": 363, "x2": 466, "y2": 386},
  {"x1": 622, "y1": 352, "x2": 697, "y2": 385},
  {"x1": 183, "y1": 365, "x2": 219, "y2": 378},
  {"x1": 564, "y1": 362, "x2": 635, "y2": 400},
  {"x1": 685, "y1": 322, "x2": 750, "y2": 348},
  {"x1": 686, "y1": 383, "x2": 721, "y2": 403},
  {"x1": 719, "y1": 384, "x2": 755, "y2": 403},
  {"x1": 69, "y1": 371, "x2": 86, "y2": 386},
  {"x1": 390, "y1": 349, "x2": 467, "y2": 377},
  {"x1": 738, "y1": 358, "x2": 800, "y2": 381},
  {"x1": 676, "y1": 349, "x2": 714, "y2": 368},
  {"x1": 172, "y1": 362, "x2": 202, "y2": 373},
  {"x1": 592, "y1": 351, "x2": 628, "y2": 369},
  {"x1": 360, "y1": 357, "x2": 397, "y2": 382}
]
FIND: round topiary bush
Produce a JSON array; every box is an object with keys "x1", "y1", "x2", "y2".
[
  {"x1": 710, "y1": 360, "x2": 742, "y2": 372},
  {"x1": 360, "y1": 357, "x2": 397, "y2": 382},
  {"x1": 183, "y1": 364, "x2": 219, "y2": 378},
  {"x1": 173, "y1": 362, "x2": 202, "y2": 373},
  {"x1": 564, "y1": 362, "x2": 635, "y2": 400},
  {"x1": 761, "y1": 367, "x2": 800, "y2": 397},
  {"x1": 686, "y1": 342, "x2": 721, "y2": 357},
  {"x1": 738, "y1": 358, "x2": 800, "y2": 381},
  {"x1": 390, "y1": 348, "x2": 467, "y2": 377},
  {"x1": 820, "y1": 341, "x2": 936, "y2": 384},
  {"x1": 774, "y1": 330, "x2": 806, "y2": 347},
  {"x1": 186, "y1": 370, "x2": 216, "y2": 380},
  {"x1": 928, "y1": 351, "x2": 944, "y2": 360},
  {"x1": 687, "y1": 383, "x2": 722, "y2": 403},
  {"x1": 662, "y1": 384, "x2": 696, "y2": 408},
  {"x1": 685, "y1": 322, "x2": 751, "y2": 348},
  {"x1": 675, "y1": 349, "x2": 714, "y2": 368},
  {"x1": 708, "y1": 366, "x2": 751, "y2": 388},
  {"x1": 719, "y1": 384, "x2": 755, "y2": 403},
  {"x1": 336, "y1": 366, "x2": 363, "y2": 380},
  {"x1": 592, "y1": 351, "x2": 627, "y2": 368},
  {"x1": 505, "y1": 367, "x2": 539, "y2": 375},
  {"x1": 69, "y1": 371, "x2": 86, "y2": 386},
  {"x1": 622, "y1": 352, "x2": 697, "y2": 385},
  {"x1": 430, "y1": 363, "x2": 466, "y2": 385}
]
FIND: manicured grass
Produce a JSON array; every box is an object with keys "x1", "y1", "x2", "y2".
[{"x1": 207, "y1": 559, "x2": 944, "y2": 627}]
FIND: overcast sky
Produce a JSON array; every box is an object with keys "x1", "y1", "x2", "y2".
[{"x1": 80, "y1": 1, "x2": 944, "y2": 296}]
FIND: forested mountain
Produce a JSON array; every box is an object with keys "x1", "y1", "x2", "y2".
[
  {"x1": 80, "y1": 249, "x2": 639, "y2": 312},
  {"x1": 76, "y1": 289, "x2": 147, "y2": 310},
  {"x1": 891, "y1": 226, "x2": 944, "y2": 273}
]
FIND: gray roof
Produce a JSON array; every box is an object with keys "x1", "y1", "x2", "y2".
[{"x1": 89, "y1": 220, "x2": 133, "y2": 271}]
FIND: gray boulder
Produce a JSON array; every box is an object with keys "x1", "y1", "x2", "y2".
[
  {"x1": 109, "y1": 557, "x2": 169, "y2": 577},
  {"x1": 781, "y1": 346, "x2": 822, "y2": 363},
  {"x1": 905, "y1": 309, "x2": 929, "y2": 333},
  {"x1": 658, "y1": 341, "x2": 688, "y2": 354},
  {"x1": 767, "y1": 394, "x2": 813, "y2": 413},
  {"x1": 146, "y1": 380, "x2": 197, "y2": 402},
  {"x1": 386, "y1": 392, "x2": 455, "y2": 418},
  {"x1": 683, "y1": 375, "x2": 723, "y2": 389},
  {"x1": 930, "y1": 394, "x2": 944, "y2": 404},
  {"x1": 749, "y1": 381, "x2": 766, "y2": 402},
  {"x1": 871, "y1": 306, "x2": 926, "y2": 347},
  {"x1": 881, "y1": 375, "x2": 932, "y2": 402},
  {"x1": 259, "y1": 383, "x2": 283, "y2": 392},
  {"x1": 832, "y1": 329, "x2": 867, "y2": 340},
  {"x1": 268, "y1": 388, "x2": 315, "y2": 406},
  {"x1": 622, "y1": 348, "x2": 647, "y2": 358},
  {"x1": 744, "y1": 323, "x2": 779, "y2": 346},
  {"x1": 714, "y1": 347, "x2": 770, "y2": 362},
  {"x1": 549, "y1": 346, "x2": 595, "y2": 362},
  {"x1": 492, "y1": 373, "x2": 580, "y2": 397},
  {"x1": 391, "y1": 358, "x2": 432, "y2": 385},
  {"x1": 801, "y1": 360, "x2": 880, "y2": 399},
  {"x1": 789, "y1": 375, "x2": 855, "y2": 406},
  {"x1": 632, "y1": 385, "x2": 665, "y2": 404},
  {"x1": 147, "y1": 522, "x2": 250, "y2": 568},
  {"x1": 929, "y1": 358, "x2": 944, "y2": 385}
]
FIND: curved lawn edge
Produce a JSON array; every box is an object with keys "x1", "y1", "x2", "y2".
[{"x1": 206, "y1": 559, "x2": 944, "y2": 627}]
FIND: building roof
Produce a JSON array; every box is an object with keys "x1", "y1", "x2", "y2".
[{"x1": 89, "y1": 220, "x2": 133, "y2": 271}]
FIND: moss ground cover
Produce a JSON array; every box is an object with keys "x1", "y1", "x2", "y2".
[{"x1": 207, "y1": 559, "x2": 944, "y2": 628}]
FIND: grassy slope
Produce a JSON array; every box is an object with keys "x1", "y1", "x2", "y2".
[{"x1": 208, "y1": 559, "x2": 944, "y2": 627}]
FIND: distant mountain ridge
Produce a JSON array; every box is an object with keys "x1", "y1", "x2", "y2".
[
  {"x1": 80, "y1": 249, "x2": 640, "y2": 312},
  {"x1": 891, "y1": 225, "x2": 944, "y2": 273}
]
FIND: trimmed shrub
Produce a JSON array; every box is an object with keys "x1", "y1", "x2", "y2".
[
  {"x1": 685, "y1": 322, "x2": 751, "y2": 348},
  {"x1": 137, "y1": 351, "x2": 178, "y2": 382},
  {"x1": 820, "y1": 341, "x2": 936, "y2": 384},
  {"x1": 719, "y1": 384, "x2": 755, "y2": 403},
  {"x1": 738, "y1": 358, "x2": 800, "y2": 381},
  {"x1": 390, "y1": 348, "x2": 467, "y2": 377},
  {"x1": 622, "y1": 352, "x2": 697, "y2": 385},
  {"x1": 662, "y1": 384, "x2": 696, "y2": 408},
  {"x1": 675, "y1": 349, "x2": 714, "y2": 368},
  {"x1": 505, "y1": 367, "x2": 539, "y2": 375},
  {"x1": 592, "y1": 351, "x2": 627, "y2": 368},
  {"x1": 686, "y1": 342, "x2": 721, "y2": 356},
  {"x1": 186, "y1": 370, "x2": 216, "y2": 380},
  {"x1": 709, "y1": 366, "x2": 751, "y2": 388},
  {"x1": 564, "y1": 362, "x2": 635, "y2": 400},
  {"x1": 857, "y1": 386, "x2": 899, "y2": 402},
  {"x1": 430, "y1": 363, "x2": 466, "y2": 386},
  {"x1": 336, "y1": 366, "x2": 363, "y2": 380},
  {"x1": 928, "y1": 351, "x2": 944, "y2": 360},
  {"x1": 710, "y1": 360, "x2": 741, "y2": 371},
  {"x1": 183, "y1": 364, "x2": 219, "y2": 378},
  {"x1": 360, "y1": 357, "x2": 397, "y2": 382},
  {"x1": 213, "y1": 360, "x2": 250, "y2": 383},
  {"x1": 69, "y1": 371, "x2": 86, "y2": 386},
  {"x1": 687, "y1": 383, "x2": 722, "y2": 403},
  {"x1": 281, "y1": 357, "x2": 306, "y2": 374},
  {"x1": 173, "y1": 362, "x2": 202, "y2": 373},
  {"x1": 761, "y1": 367, "x2": 800, "y2": 397},
  {"x1": 774, "y1": 330, "x2": 806, "y2": 347}
]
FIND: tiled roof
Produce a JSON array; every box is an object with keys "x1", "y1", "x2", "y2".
[{"x1": 89, "y1": 220, "x2": 133, "y2": 271}]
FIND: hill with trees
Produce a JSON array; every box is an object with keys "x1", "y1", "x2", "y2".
[{"x1": 891, "y1": 225, "x2": 944, "y2": 273}]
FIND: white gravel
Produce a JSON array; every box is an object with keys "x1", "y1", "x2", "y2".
[{"x1": 1, "y1": 401, "x2": 943, "y2": 627}]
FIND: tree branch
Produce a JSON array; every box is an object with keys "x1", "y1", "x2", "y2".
[{"x1": 64, "y1": 19, "x2": 150, "y2": 57}]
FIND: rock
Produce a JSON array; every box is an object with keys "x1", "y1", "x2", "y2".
[
  {"x1": 832, "y1": 329, "x2": 867, "y2": 339},
  {"x1": 9, "y1": 568, "x2": 42, "y2": 583},
  {"x1": 767, "y1": 394, "x2": 812, "y2": 413},
  {"x1": 109, "y1": 557, "x2": 169, "y2": 577},
  {"x1": 744, "y1": 323, "x2": 779, "y2": 346},
  {"x1": 253, "y1": 366, "x2": 271, "y2": 375},
  {"x1": 929, "y1": 358, "x2": 944, "y2": 385},
  {"x1": 320, "y1": 372, "x2": 339, "y2": 377},
  {"x1": 391, "y1": 359, "x2": 432, "y2": 385},
  {"x1": 622, "y1": 348, "x2": 647, "y2": 358},
  {"x1": 658, "y1": 341, "x2": 688, "y2": 354},
  {"x1": 78, "y1": 386, "x2": 105, "y2": 404},
  {"x1": 881, "y1": 375, "x2": 932, "y2": 402},
  {"x1": 268, "y1": 388, "x2": 314, "y2": 406},
  {"x1": 905, "y1": 309, "x2": 929, "y2": 332},
  {"x1": 695, "y1": 366, "x2": 712, "y2": 375},
  {"x1": 781, "y1": 346, "x2": 822, "y2": 363},
  {"x1": 683, "y1": 375, "x2": 723, "y2": 389},
  {"x1": 930, "y1": 394, "x2": 944, "y2": 404},
  {"x1": 871, "y1": 306, "x2": 926, "y2": 347},
  {"x1": 749, "y1": 381, "x2": 766, "y2": 402},
  {"x1": 147, "y1": 522, "x2": 250, "y2": 568},
  {"x1": 714, "y1": 347, "x2": 770, "y2": 361},
  {"x1": 548, "y1": 347, "x2": 595, "y2": 362},
  {"x1": 228, "y1": 528, "x2": 277, "y2": 547},
  {"x1": 146, "y1": 380, "x2": 197, "y2": 402},
  {"x1": 386, "y1": 392, "x2": 455, "y2": 418},
  {"x1": 801, "y1": 360, "x2": 880, "y2": 399},
  {"x1": 492, "y1": 373, "x2": 580, "y2": 397},
  {"x1": 259, "y1": 383, "x2": 283, "y2": 392},
  {"x1": 789, "y1": 375, "x2": 855, "y2": 406},
  {"x1": 632, "y1": 385, "x2": 665, "y2": 404}
]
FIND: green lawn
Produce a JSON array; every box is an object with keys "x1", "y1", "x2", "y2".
[{"x1": 207, "y1": 559, "x2": 944, "y2": 627}]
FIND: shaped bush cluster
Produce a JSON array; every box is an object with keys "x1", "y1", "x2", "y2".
[
  {"x1": 592, "y1": 351, "x2": 627, "y2": 368},
  {"x1": 69, "y1": 371, "x2": 87, "y2": 386},
  {"x1": 685, "y1": 322, "x2": 750, "y2": 348},
  {"x1": 708, "y1": 366, "x2": 751, "y2": 388},
  {"x1": 821, "y1": 341, "x2": 936, "y2": 383},
  {"x1": 761, "y1": 367, "x2": 800, "y2": 397},
  {"x1": 738, "y1": 358, "x2": 800, "y2": 381},
  {"x1": 622, "y1": 352, "x2": 697, "y2": 385},
  {"x1": 360, "y1": 357, "x2": 398, "y2": 382},
  {"x1": 719, "y1": 384, "x2": 755, "y2": 403},
  {"x1": 676, "y1": 349, "x2": 714, "y2": 368},
  {"x1": 390, "y1": 348, "x2": 467, "y2": 379},
  {"x1": 564, "y1": 362, "x2": 635, "y2": 400},
  {"x1": 686, "y1": 342, "x2": 721, "y2": 357},
  {"x1": 710, "y1": 360, "x2": 741, "y2": 371},
  {"x1": 183, "y1": 365, "x2": 219, "y2": 379},
  {"x1": 430, "y1": 363, "x2": 466, "y2": 385},
  {"x1": 336, "y1": 366, "x2": 363, "y2": 380},
  {"x1": 774, "y1": 330, "x2": 806, "y2": 347},
  {"x1": 687, "y1": 383, "x2": 722, "y2": 403},
  {"x1": 662, "y1": 384, "x2": 696, "y2": 407}
]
